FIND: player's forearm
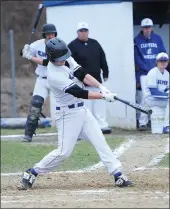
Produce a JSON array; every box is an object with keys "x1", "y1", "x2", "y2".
[
  {"x1": 88, "y1": 92, "x2": 103, "y2": 99},
  {"x1": 30, "y1": 57, "x2": 49, "y2": 66},
  {"x1": 83, "y1": 74, "x2": 100, "y2": 88},
  {"x1": 31, "y1": 57, "x2": 44, "y2": 65}
]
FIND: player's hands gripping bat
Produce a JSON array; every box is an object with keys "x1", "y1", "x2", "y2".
[
  {"x1": 20, "y1": 3, "x2": 44, "y2": 56},
  {"x1": 99, "y1": 84, "x2": 111, "y2": 94},
  {"x1": 102, "y1": 92, "x2": 117, "y2": 102},
  {"x1": 114, "y1": 96, "x2": 152, "y2": 115},
  {"x1": 22, "y1": 44, "x2": 33, "y2": 60}
]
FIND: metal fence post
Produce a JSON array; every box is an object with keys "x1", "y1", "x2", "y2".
[{"x1": 9, "y1": 29, "x2": 17, "y2": 118}]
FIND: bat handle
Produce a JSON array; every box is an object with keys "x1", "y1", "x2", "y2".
[{"x1": 28, "y1": 29, "x2": 36, "y2": 45}]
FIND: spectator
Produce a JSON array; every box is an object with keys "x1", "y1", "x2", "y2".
[
  {"x1": 144, "y1": 52, "x2": 169, "y2": 134},
  {"x1": 167, "y1": 61, "x2": 170, "y2": 73},
  {"x1": 134, "y1": 18, "x2": 166, "y2": 131},
  {"x1": 68, "y1": 22, "x2": 111, "y2": 134}
]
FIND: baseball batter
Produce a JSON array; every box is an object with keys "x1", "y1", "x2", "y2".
[
  {"x1": 21, "y1": 38, "x2": 132, "y2": 189},
  {"x1": 21, "y1": 23, "x2": 58, "y2": 142},
  {"x1": 144, "y1": 52, "x2": 169, "y2": 133}
]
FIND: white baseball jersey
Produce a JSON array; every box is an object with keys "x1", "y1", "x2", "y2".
[
  {"x1": 145, "y1": 67, "x2": 169, "y2": 98},
  {"x1": 30, "y1": 39, "x2": 47, "y2": 77},
  {"x1": 34, "y1": 59, "x2": 122, "y2": 176},
  {"x1": 47, "y1": 57, "x2": 84, "y2": 107}
]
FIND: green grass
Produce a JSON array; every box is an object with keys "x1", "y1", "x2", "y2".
[
  {"x1": 1, "y1": 137, "x2": 125, "y2": 173},
  {"x1": 158, "y1": 153, "x2": 169, "y2": 167},
  {"x1": 1, "y1": 127, "x2": 56, "y2": 135}
]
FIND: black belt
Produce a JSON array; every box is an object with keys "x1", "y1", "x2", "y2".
[
  {"x1": 56, "y1": 102, "x2": 84, "y2": 110},
  {"x1": 37, "y1": 75, "x2": 47, "y2": 79}
]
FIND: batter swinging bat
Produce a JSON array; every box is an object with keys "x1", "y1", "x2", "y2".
[
  {"x1": 20, "y1": 3, "x2": 44, "y2": 55},
  {"x1": 114, "y1": 96, "x2": 152, "y2": 115}
]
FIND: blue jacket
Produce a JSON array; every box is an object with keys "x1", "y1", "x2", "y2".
[{"x1": 134, "y1": 31, "x2": 166, "y2": 85}]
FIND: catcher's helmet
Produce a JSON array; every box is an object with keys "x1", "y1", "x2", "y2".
[
  {"x1": 42, "y1": 24, "x2": 57, "y2": 38},
  {"x1": 46, "y1": 38, "x2": 71, "y2": 62}
]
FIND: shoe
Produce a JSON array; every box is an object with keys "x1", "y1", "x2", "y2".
[
  {"x1": 114, "y1": 172, "x2": 133, "y2": 187},
  {"x1": 21, "y1": 169, "x2": 36, "y2": 190},
  {"x1": 138, "y1": 125, "x2": 148, "y2": 131},
  {"x1": 102, "y1": 127, "x2": 112, "y2": 134},
  {"x1": 163, "y1": 126, "x2": 169, "y2": 134},
  {"x1": 23, "y1": 135, "x2": 32, "y2": 142}
]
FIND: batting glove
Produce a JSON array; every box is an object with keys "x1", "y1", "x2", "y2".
[
  {"x1": 102, "y1": 92, "x2": 117, "y2": 102},
  {"x1": 22, "y1": 51, "x2": 33, "y2": 60},
  {"x1": 22, "y1": 44, "x2": 30, "y2": 52},
  {"x1": 99, "y1": 84, "x2": 111, "y2": 94},
  {"x1": 22, "y1": 44, "x2": 33, "y2": 60}
]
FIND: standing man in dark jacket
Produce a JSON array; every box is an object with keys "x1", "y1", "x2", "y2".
[
  {"x1": 134, "y1": 18, "x2": 166, "y2": 131},
  {"x1": 68, "y1": 22, "x2": 111, "y2": 134}
]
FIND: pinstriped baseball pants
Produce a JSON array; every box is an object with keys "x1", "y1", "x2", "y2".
[{"x1": 33, "y1": 106, "x2": 122, "y2": 174}]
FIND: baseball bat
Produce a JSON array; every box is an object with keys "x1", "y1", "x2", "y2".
[
  {"x1": 20, "y1": 3, "x2": 44, "y2": 55},
  {"x1": 114, "y1": 96, "x2": 152, "y2": 115},
  {"x1": 28, "y1": 3, "x2": 44, "y2": 44}
]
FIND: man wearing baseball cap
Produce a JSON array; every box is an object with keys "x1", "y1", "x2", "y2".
[
  {"x1": 68, "y1": 22, "x2": 111, "y2": 134},
  {"x1": 134, "y1": 18, "x2": 167, "y2": 131},
  {"x1": 144, "y1": 52, "x2": 169, "y2": 134}
]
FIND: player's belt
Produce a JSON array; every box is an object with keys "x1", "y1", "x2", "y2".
[{"x1": 56, "y1": 102, "x2": 84, "y2": 110}]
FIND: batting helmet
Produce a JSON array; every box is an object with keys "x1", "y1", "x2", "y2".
[
  {"x1": 42, "y1": 24, "x2": 57, "y2": 38},
  {"x1": 46, "y1": 38, "x2": 71, "y2": 62}
]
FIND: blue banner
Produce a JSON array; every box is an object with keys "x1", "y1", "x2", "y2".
[{"x1": 43, "y1": 0, "x2": 121, "y2": 7}]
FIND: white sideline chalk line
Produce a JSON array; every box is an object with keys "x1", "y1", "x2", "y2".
[
  {"x1": 135, "y1": 138, "x2": 169, "y2": 171},
  {"x1": 1, "y1": 138, "x2": 169, "y2": 177},
  {"x1": 79, "y1": 138, "x2": 135, "y2": 172},
  {"x1": 1, "y1": 132, "x2": 58, "y2": 139},
  {"x1": 147, "y1": 140, "x2": 169, "y2": 166}
]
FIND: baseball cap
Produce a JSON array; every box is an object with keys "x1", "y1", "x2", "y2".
[
  {"x1": 141, "y1": 18, "x2": 153, "y2": 27},
  {"x1": 156, "y1": 52, "x2": 169, "y2": 61},
  {"x1": 77, "y1": 22, "x2": 89, "y2": 31}
]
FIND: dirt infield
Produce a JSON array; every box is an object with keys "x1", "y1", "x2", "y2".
[{"x1": 1, "y1": 169, "x2": 169, "y2": 208}]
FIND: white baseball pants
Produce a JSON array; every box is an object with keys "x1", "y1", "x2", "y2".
[
  {"x1": 136, "y1": 75, "x2": 149, "y2": 126},
  {"x1": 144, "y1": 97, "x2": 169, "y2": 127},
  {"x1": 33, "y1": 106, "x2": 122, "y2": 174}
]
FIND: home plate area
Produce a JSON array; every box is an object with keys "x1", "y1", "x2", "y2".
[{"x1": 1, "y1": 169, "x2": 169, "y2": 208}]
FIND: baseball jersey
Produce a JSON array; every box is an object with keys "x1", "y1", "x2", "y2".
[
  {"x1": 47, "y1": 59, "x2": 84, "y2": 107},
  {"x1": 145, "y1": 67, "x2": 169, "y2": 98},
  {"x1": 30, "y1": 39, "x2": 47, "y2": 77}
]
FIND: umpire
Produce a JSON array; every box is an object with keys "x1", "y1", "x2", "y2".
[{"x1": 68, "y1": 22, "x2": 111, "y2": 134}]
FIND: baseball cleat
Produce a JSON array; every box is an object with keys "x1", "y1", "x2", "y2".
[
  {"x1": 114, "y1": 172, "x2": 133, "y2": 187},
  {"x1": 21, "y1": 169, "x2": 36, "y2": 190},
  {"x1": 138, "y1": 125, "x2": 148, "y2": 131},
  {"x1": 101, "y1": 127, "x2": 112, "y2": 134},
  {"x1": 163, "y1": 126, "x2": 169, "y2": 134},
  {"x1": 23, "y1": 135, "x2": 32, "y2": 142}
]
